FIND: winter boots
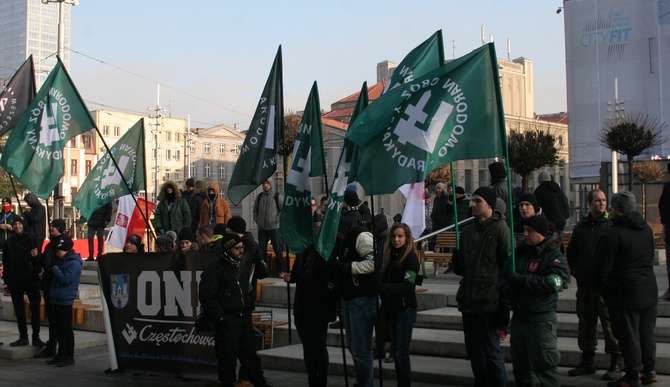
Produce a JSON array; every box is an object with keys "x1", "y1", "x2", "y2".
[{"x1": 568, "y1": 351, "x2": 597, "y2": 376}]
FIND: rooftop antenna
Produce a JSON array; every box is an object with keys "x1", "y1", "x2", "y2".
[
  {"x1": 507, "y1": 39, "x2": 511, "y2": 60},
  {"x1": 481, "y1": 25, "x2": 485, "y2": 45}
]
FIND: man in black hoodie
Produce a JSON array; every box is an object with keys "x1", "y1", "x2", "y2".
[
  {"x1": 594, "y1": 191, "x2": 658, "y2": 386},
  {"x1": 23, "y1": 193, "x2": 46, "y2": 253},
  {"x1": 533, "y1": 171, "x2": 569, "y2": 237}
]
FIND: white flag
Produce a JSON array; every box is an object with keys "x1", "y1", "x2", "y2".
[
  {"x1": 108, "y1": 195, "x2": 154, "y2": 250},
  {"x1": 399, "y1": 182, "x2": 426, "y2": 238}
]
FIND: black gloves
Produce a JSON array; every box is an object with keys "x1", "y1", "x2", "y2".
[{"x1": 328, "y1": 258, "x2": 351, "y2": 275}]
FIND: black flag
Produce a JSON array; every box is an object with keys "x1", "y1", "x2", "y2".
[{"x1": 0, "y1": 55, "x2": 36, "y2": 137}]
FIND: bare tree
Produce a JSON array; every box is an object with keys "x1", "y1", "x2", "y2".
[
  {"x1": 507, "y1": 128, "x2": 560, "y2": 192},
  {"x1": 599, "y1": 112, "x2": 664, "y2": 191},
  {"x1": 632, "y1": 160, "x2": 664, "y2": 219}
]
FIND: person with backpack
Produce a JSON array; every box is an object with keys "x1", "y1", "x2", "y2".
[{"x1": 253, "y1": 179, "x2": 284, "y2": 276}]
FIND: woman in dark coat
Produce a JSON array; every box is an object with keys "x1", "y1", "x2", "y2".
[{"x1": 379, "y1": 223, "x2": 421, "y2": 387}]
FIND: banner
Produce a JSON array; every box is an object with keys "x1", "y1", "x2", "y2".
[
  {"x1": 315, "y1": 82, "x2": 368, "y2": 260},
  {"x1": 0, "y1": 55, "x2": 35, "y2": 137},
  {"x1": 400, "y1": 182, "x2": 426, "y2": 238},
  {"x1": 73, "y1": 119, "x2": 146, "y2": 221},
  {"x1": 0, "y1": 55, "x2": 97, "y2": 199},
  {"x1": 280, "y1": 81, "x2": 325, "y2": 254},
  {"x1": 109, "y1": 195, "x2": 154, "y2": 250},
  {"x1": 384, "y1": 30, "x2": 444, "y2": 93},
  {"x1": 227, "y1": 46, "x2": 284, "y2": 206},
  {"x1": 98, "y1": 251, "x2": 220, "y2": 374},
  {"x1": 347, "y1": 43, "x2": 506, "y2": 195}
]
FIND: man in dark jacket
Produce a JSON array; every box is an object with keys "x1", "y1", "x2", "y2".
[
  {"x1": 504, "y1": 214, "x2": 569, "y2": 386},
  {"x1": 153, "y1": 180, "x2": 191, "y2": 234},
  {"x1": 430, "y1": 182, "x2": 453, "y2": 233},
  {"x1": 452, "y1": 187, "x2": 511, "y2": 386},
  {"x1": 533, "y1": 171, "x2": 569, "y2": 236},
  {"x1": 189, "y1": 180, "x2": 208, "y2": 234},
  {"x1": 566, "y1": 189, "x2": 621, "y2": 380},
  {"x1": 199, "y1": 233, "x2": 270, "y2": 387},
  {"x1": 23, "y1": 192, "x2": 46, "y2": 252},
  {"x1": 48, "y1": 235, "x2": 82, "y2": 367},
  {"x1": 658, "y1": 162, "x2": 670, "y2": 301},
  {"x1": 0, "y1": 197, "x2": 21, "y2": 251},
  {"x1": 253, "y1": 179, "x2": 284, "y2": 275},
  {"x1": 86, "y1": 202, "x2": 112, "y2": 261},
  {"x1": 594, "y1": 191, "x2": 658, "y2": 386},
  {"x1": 3, "y1": 217, "x2": 44, "y2": 347},
  {"x1": 329, "y1": 207, "x2": 377, "y2": 387}
]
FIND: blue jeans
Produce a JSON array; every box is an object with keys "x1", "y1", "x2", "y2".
[
  {"x1": 343, "y1": 296, "x2": 377, "y2": 387},
  {"x1": 258, "y1": 228, "x2": 285, "y2": 273},
  {"x1": 389, "y1": 308, "x2": 417, "y2": 387},
  {"x1": 462, "y1": 312, "x2": 508, "y2": 387}
]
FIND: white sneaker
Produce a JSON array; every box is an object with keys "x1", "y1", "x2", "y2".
[{"x1": 659, "y1": 289, "x2": 670, "y2": 301}]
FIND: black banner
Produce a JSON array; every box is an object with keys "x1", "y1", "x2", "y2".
[
  {"x1": 0, "y1": 55, "x2": 35, "y2": 137},
  {"x1": 98, "y1": 251, "x2": 221, "y2": 374}
]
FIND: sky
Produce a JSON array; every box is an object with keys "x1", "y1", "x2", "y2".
[{"x1": 68, "y1": 1, "x2": 568, "y2": 130}]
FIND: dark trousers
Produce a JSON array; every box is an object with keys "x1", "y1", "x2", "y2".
[
  {"x1": 43, "y1": 289, "x2": 58, "y2": 348},
  {"x1": 8, "y1": 279, "x2": 41, "y2": 339},
  {"x1": 258, "y1": 228, "x2": 284, "y2": 273},
  {"x1": 214, "y1": 314, "x2": 266, "y2": 387},
  {"x1": 87, "y1": 226, "x2": 105, "y2": 257},
  {"x1": 53, "y1": 304, "x2": 74, "y2": 358},
  {"x1": 609, "y1": 306, "x2": 657, "y2": 380},
  {"x1": 389, "y1": 308, "x2": 417, "y2": 387},
  {"x1": 576, "y1": 287, "x2": 619, "y2": 354},
  {"x1": 295, "y1": 315, "x2": 330, "y2": 387},
  {"x1": 510, "y1": 318, "x2": 560, "y2": 387},
  {"x1": 462, "y1": 311, "x2": 507, "y2": 387}
]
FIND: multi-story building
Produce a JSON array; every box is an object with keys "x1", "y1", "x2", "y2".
[{"x1": 0, "y1": 0, "x2": 73, "y2": 88}]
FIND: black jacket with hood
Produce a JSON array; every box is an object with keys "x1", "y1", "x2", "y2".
[{"x1": 533, "y1": 181, "x2": 570, "y2": 231}]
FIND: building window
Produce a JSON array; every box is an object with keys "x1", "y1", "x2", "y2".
[
  {"x1": 82, "y1": 134, "x2": 92, "y2": 149},
  {"x1": 189, "y1": 163, "x2": 195, "y2": 177},
  {"x1": 558, "y1": 136, "x2": 564, "y2": 146},
  {"x1": 114, "y1": 126, "x2": 120, "y2": 136},
  {"x1": 189, "y1": 143, "x2": 195, "y2": 153},
  {"x1": 166, "y1": 131, "x2": 172, "y2": 142},
  {"x1": 176, "y1": 133, "x2": 181, "y2": 142},
  {"x1": 71, "y1": 187, "x2": 77, "y2": 199},
  {"x1": 205, "y1": 143, "x2": 210, "y2": 153},
  {"x1": 205, "y1": 163, "x2": 210, "y2": 178},
  {"x1": 85, "y1": 160, "x2": 92, "y2": 175},
  {"x1": 174, "y1": 170, "x2": 180, "y2": 181},
  {"x1": 175, "y1": 150, "x2": 180, "y2": 160},
  {"x1": 219, "y1": 144, "x2": 225, "y2": 154},
  {"x1": 166, "y1": 149, "x2": 171, "y2": 160},
  {"x1": 233, "y1": 144, "x2": 240, "y2": 154},
  {"x1": 153, "y1": 148, "x2": 157, "y2": 159},
  {"x1": 71, "y1": 159, "x2": 77, "y2": 175},
  {"x1": 165, "y1": 169, "x2": 171, "y2": 180},
  {"x1": 103, "y1": 125, "x2": 109, "y2": 136},
  {"x1": 220, "y1": 189, "x2": 225, "y2": 198},
  {"x1": 219, "y1": 164, "x2": 225, "y2": 179}
]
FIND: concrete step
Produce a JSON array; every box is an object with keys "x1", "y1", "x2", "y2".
[
  {"x1": 255, "y1": 279, "x2": 670, "y2": 317},
  {"x1": 81, "y1": 269, "x2": 99, "y2": 285},
  {"x1": 2, "y1": 296, "x2": 105, "y2": 333},
  {"x1": 258, "y1": 344, "x2": 652, "y2": 387},
  {"x1": 270, "y1": 323, "x2": 670, "y2": 374},
  {"x1": 0, "y1": 320, "x2": 107, "y2": 360},
  {"x1": 415, "y1": 307, "x2": 670, "y2": 342}
]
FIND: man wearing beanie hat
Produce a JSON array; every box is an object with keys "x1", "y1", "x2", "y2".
[
  {"x1": 594, "y1": 191, "x2": 658, "y2": 386},
  {"x1": 533, "y1": 170, "x2": 569, "y2": 237},
  {"x1": 199, "y1": 231, "x2": 271, "y2": 387},
  {"x1": 182, "y1": 178, "x2": 195, "y2": 205},
  {"x1": 502, "y1": 214, "x2": 568, "y2": 386},
  {"x1": 451, "y1": 186, "x2": 511, "y2": 386},
  {"x1": 189, "y1": 180, "x2": 208, "y2": 234},
  {"x1": 3, "y1": 216, "x2": 44, "y2": 348},
  {"x1": 0, "y1": 197, "x2": 20, "y2": 250},
  {"x1": 566, "y1": 189, "x2": 622, "y2": 380},
  {"x1": 50, "y1": 234, "x2": 83, "y2": 367},
  {"x1": 177, "y1": 227, "x2": 196, "y2": 257},
  {"x1": 124, "y1": 234, "x2": 145, "y2": 253}
]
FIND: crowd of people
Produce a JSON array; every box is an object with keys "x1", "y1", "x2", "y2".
[{"x1": 1, "y1": 163, "x2": 667, "y2": 387}]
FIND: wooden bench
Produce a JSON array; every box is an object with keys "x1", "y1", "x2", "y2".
[{"x1": 420, "y1": 231, "x2": 458, "y2": 277}]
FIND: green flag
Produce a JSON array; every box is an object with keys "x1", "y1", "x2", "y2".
[
  {"x1": 315, "y1": 82, "x2": 369, "y2": 260},
  {"x1": 384, "y1": 30, "x2": 444, "y2": 93},
  {"x1": 347, "y1": 43, "x2": 505, "y2": 195},
  {"x1": 72, "y1": 118, "x2": 146, "y2": 221},
  {"x1": 280, "y1": 82, "x2": 325, "y2": 254},
  {"x1": 228, "y1": 46, "x2": 284, "y2": 206},
  {"x1": 0, "y1": 56, "x2": 96, "y2": 199}
]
